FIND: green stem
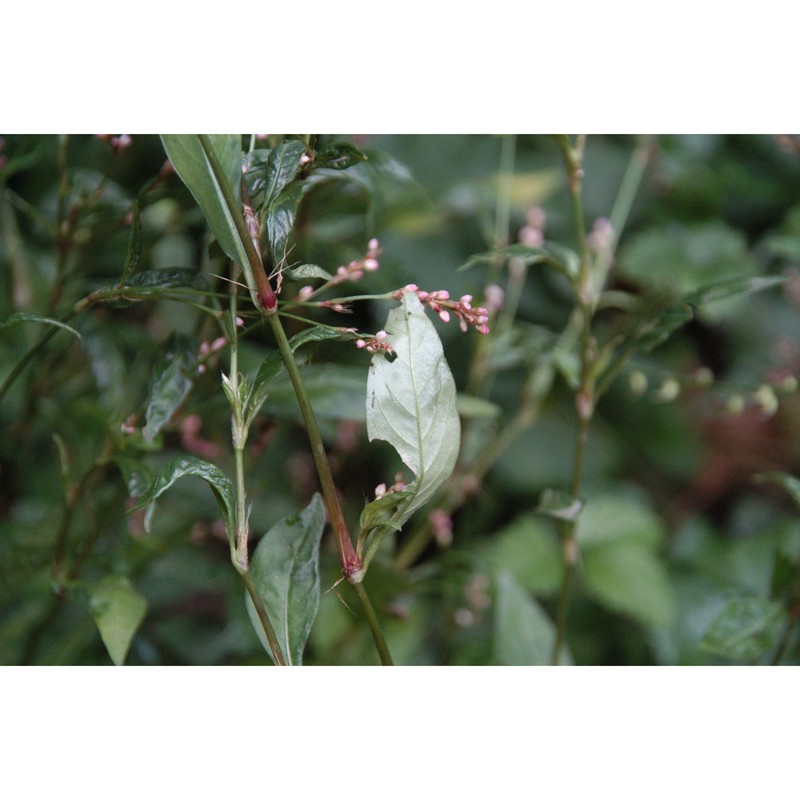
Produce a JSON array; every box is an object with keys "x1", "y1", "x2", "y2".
[
  {"x1": 227, "y1": 278, "x2": 287, "y2": 666},
  {"x1": 241, "y1": 571, "x2": 287, "y2": 666},
  {"x1": 266, "y1": 311, "x2": 394, "y2": 665},
  {"x1": 551, "y1": 135, "x2": 595, "y2": 666},
  {"x1": 350, "y1": 580, "x2": 394, "y2": 666}
]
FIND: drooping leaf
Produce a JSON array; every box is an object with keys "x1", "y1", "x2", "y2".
[
  {"x1": 493, "y1": 571, "x2": 571, "y2": 665},
  {"x1": 247, "y1": 326, "x2": 357, "y2": 422},
  {"x1": 461, "y1": 242, "x2": 580, "y2": 282},
  {"x1": 245, "y1": 140, "x2": 306, "y2": 209},
  {"x1": 698, "y1": 597, "x2": 785, "y2": 662},
  {"x1": 160, "y1": 135, "x2": 260, "y2": 308},
  {"x1": 131, "y1": 455, "x2": 235, "y2": 544},
  {"x1": 363, "y1": 291, "x2": 460, "y2": 534},
  {"x1": 266, "y1": 181, "x2": 304, "y2": 263},
  {"x1": 0, "y1": 312, "x2": 81, "y2": 339},
  {"x1": 87, "y1": 576, "x2": 148, "y2": 666},
  {"x1": 246, "y1": 493, "x2": 325, "y2": 665},
  {"x1": 142, "y1": 333, "x2": 198, "y2": 442}
]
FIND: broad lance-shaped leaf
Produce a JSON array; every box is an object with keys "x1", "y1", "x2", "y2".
[
  {"x1": 87, "y1": 576, "x2": 147, "y2": 666},
  {"x1": 160, "y1": 135, "x2": 260, "y2": 309},
  {"x1": 365, "y1": 291, "x2": 460, "y2": 530},
  {"x1": 246, "y1": 494, "x2": 325, "y2": 665},
  {"x1": 0, "y1": 312, "x2": 81, "y2": 339},
  {"x1": 131, "y1": 455, "x2": 235, "y2": 545}
]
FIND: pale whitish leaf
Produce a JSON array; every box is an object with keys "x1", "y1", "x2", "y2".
[
  {"x1": 246, "y1": 494, "x2": 325, "y2": 665},
  {"x1": 365, "y1": 291, "x2": 460, "y2": 527},
  {"x1": 88, "y1": 576, "x2": 147, "y2": 666},
  {"x1": 494, "y1": 571, "x2": 571, "y2": 665},
  {"x1": 160, "y1": 135, "x2": 260, "y2": 309}
]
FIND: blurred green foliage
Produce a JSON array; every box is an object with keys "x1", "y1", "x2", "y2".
[{"x1": 2, "y1": 133, "x2": 800, "y2": 665}]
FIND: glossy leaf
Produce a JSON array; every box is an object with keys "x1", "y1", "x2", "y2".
[
  {"x1": 699, "y1": 598, "x2": 785, "y2": 661},
  {"x1": 0, "y1": 312, "x2": 81, "y2": 339},
  {"x1": 116, "y1": 268, "x2": 208, "y2": 295},
  {"x1": 245, "y1": 140, "x2": 306, "y2": 209},
  {"x1": 363, "y1": 291, "x2": 460, "y2": 530},
  {"x1": 247, "y1": 326, "x2": 356, "y2": 421},
  {"x1": 87, "y1": 575, "x2": 147, "y2": 666},
  {"x1": 494, "y1": 571, "x2": 570, "y2": 665},
  {"x1": 312, "y1": 142, "x2": 368, "y2": 172},
  {"x1": 246, "y1": 493, "x2": 325, "y2": 665},
  {"x1": 266, "y1": 181, "x2": 304, "y2": 263},
  {"x1": 131, "y1": 455, "x2": 235, "y2": 544},
  {"x1": 160, "y1": 135, "x2": 260, "y2": 308},
  {"x1": 268, "y1": 364, "x2": 367, "y2": 421},
  {"x1": 142, "y1": 333, "x2": 198, "y2": 442}
]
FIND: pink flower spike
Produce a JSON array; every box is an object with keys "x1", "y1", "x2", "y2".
[
  {"x1": 356, "y1": 340, "x2": 367, "y2": 349},
  {"x1": 375, "y1": 330, "x2": 387, "y2": 340},
  {"x1": 368, "y1": 238, "x2": 380, "y2": 251},
  {"x1": 439, "y1": 310, "x2": 450, "y2": 323}
]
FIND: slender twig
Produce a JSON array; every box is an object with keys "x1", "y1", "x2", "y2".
[{"x1": 226, "y1": 277, "x2": 287, "y2": 666}]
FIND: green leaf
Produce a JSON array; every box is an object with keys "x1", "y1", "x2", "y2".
[
  {"x1": 87, "y1": 576, "x2": 147, "y2": 666},
  {"x1": 493, "y1": 571, "x2": 570, "y2": 665},
  {"x1": 285, "y1": 263, "x2": 334, "y2": 282},
  {"x1": 583, "y1": 542, "x2": 676, "y2": 627},
  {"x1": 0, "y1": 312, "x2": 81, "y2": 339},
  {"x1": 536, "y1": 488, "x2": 584, "y2": 522},
  {"x1": 160, "y1": 135, "x2": 260, "y2": 309},
  {"x1": 482, "y1": 514, "x2": 562, "y2": 595},
  {"x1": 268, "y1": 364, "x2": 368, "y2": 421},
  {"x1": 461, "y1": 242, "x2": 580, "y2": 282},
  {"x1": 119, "y1": 267, "x2": 208, "y2": 294},
  {"x1": 456, "y1": 394, "x2": 501, "y2": 419},
  {"x1": 364, "y1": 290, "x2": 460, "y2": 529},
  {"x1": 699, "y1": 598, "x2": 785, "y2": 661},
  {"x1": 577, "y1": 493, "x2": 665, "y2": 549},
  {"x1": 118, "y1": 201, "x2": 142, "y2": 286},
  {"x1": 142, "y1": 333, "x2": 198, "y2": 442},
  {"x1": 247, "y1": 326, "x2": 356, "y2": 421},
  {"x1": 266, "y1": 181, "x2": 304, "y2": 263},
  {"x1": 246, "y1": 494, "x2": 325, "y2": 665},
  {"x1": 619, "y1": 222, "x2": 758, "y2": 295},
  {"x1": 755, "y1": 471, "x2": 800, "y2": 511},
  {"x1": 312, "y1": 142, "x2": 368, "y2": 172},
  {"x1": 245, "y1": 140, "x2": 306, "y2": 209},
  {"x1": 131, "y1": 455, "x2": 235, "y2": 544}
]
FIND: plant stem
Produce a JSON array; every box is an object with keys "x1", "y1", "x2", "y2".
[
  {"x1": 226, "y1": 278, "x2": 287, "y2": 666},
  {"x1": 266, "y1": 310, "x2": 394, "y2": 665},
  {"x1": 350, "y1": 580, "x2": 394, "y2": 666},
  {"x1": 551, "y1": 135, "x2": 595, "y2": 666}
]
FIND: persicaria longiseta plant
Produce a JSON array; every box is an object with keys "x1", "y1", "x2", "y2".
[{"x1": 2, "y1": 133, "x2": 800, "y2": 666}]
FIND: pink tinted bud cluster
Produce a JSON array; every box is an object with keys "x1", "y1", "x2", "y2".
[
  {"x1": 332, "y1": 239, "x2": 382, "y2": 285},
  {"x1": 429, "y1": 508, "x2": 454, "y2": 547},
  {"x1": 374, "y1": 472, "x2": 408, "y2": 499},
  {"x1": 394, "y1": 285, "x2": 490, "y2": 334},
  {"x1": 518, "y1": 206, "x2": 547, "y2": 247},
  {"x1": 356, "y1": 330, "x2": 393, "y2": 355},
  {"x1": 197, "y1": 336, "x2": 227, "y2": 375},
  {"x1": 97, "y1": 134, "x2": 132, "y2": 154}
]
